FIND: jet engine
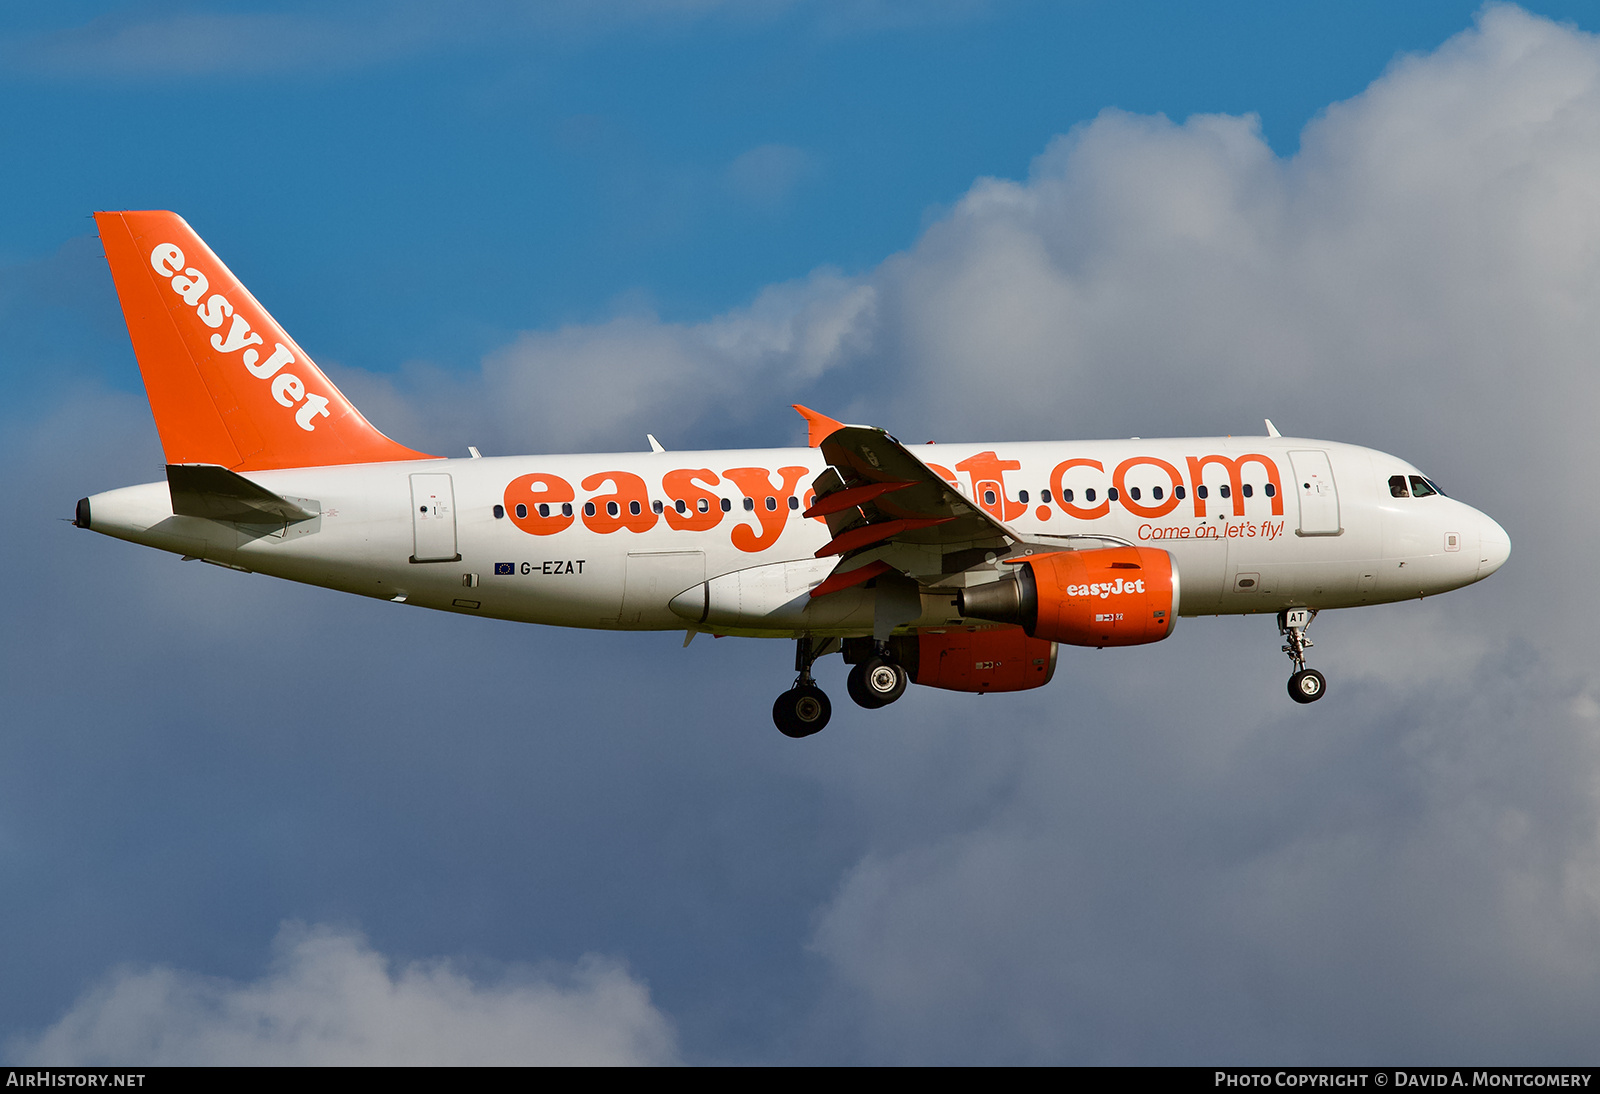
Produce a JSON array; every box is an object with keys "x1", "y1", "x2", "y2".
[{"x1": 957, "y1": 546, "x2": 1178, "y2": 647}]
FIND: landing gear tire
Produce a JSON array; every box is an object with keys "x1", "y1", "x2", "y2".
[
  {"x1": 847, "y1": 658, "x2": 908, "y2": 709},
  {"x1": 774, "y1": 684, "x2": 831, "y2": 737},
  {"x1": 1288, "y1": 669, "x2": 1326, "y2": 704}
]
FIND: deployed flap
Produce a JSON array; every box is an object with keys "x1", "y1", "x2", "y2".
[
  {"x1": 813, "y1": 425, "x2": 1016, "y2": 558},
  {"x1": 167, "y1": 464, "x2": 315, "y2": 523}
]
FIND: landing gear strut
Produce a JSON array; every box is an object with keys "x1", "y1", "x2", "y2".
[
  {"x1": 773, "y1": 636, "x2": 832, "y2": 738},
  {"x1": 1279, "y1": 608, "x2": 1326, "y2": 704}
]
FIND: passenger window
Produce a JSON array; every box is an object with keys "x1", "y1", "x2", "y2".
[
  {"x1": 583, "y1": 502, "x2": 596, "y2": 517},
  {"x1": 629, "y1": 500, "x2": 641, "y2": 516},
  {"x1": 1042, "y1": 489, "x2": 1052, "y2": 503},
  {"x1": 676, "y1": 499, "x2": 687, "y2": 513},
  {"x1": 606, "y1": 501, "x2": 619, "y2": 517},
  {"x1": 1196, "y1": 485, "x2": 1207, "y2": 500},
  {"x1": 983, "y1": 489, "x2": 996, "y2": 505},
  {"x1": 1062, "y1": 489, "x2": 1072, "y2": 503},
  {"x1": 1410, "y1": 475, "x2": 1436, "y2": 498},
  {"x1": 721, "y1": 498, "x2": 732, "y2": 512},
  {"x1": 693, "y1": 498, "x2": 705, "y2": 513},
  {"x1": 743, "y1": 497, "x2": 755, "y2": 511},
  {"x1": 1108, "y1": 487, "x2": 1119, "y2": 501},
  {"x1": 1152, "y1": 486, "x2": 1163, "y2": 500},
  {"x1": 562, "y1": 503, "x2": 573, "y2": 518},
  {"x1": 652, "y1": 500, "x2": 663, "y2": 514},
  {"x1": 1242, "y1": 484, "x2": 1253, "y2": 498},
  {"x1": 538, "y1": 503, "x2": 549, "y2": 517},
  {"x1": 1175, "y1": 485, "x2": 1186, "y2": 500},
  {"x1": 1219, "y1": 484, "x2": 1231, "y2": 499},
  {"x1": 515, "y1": 504, "x2": 527, "y2": 519},
  {"x1": 1389, "y1": 475, "x2": 1409, "y2": 497},
  {"x1": 1129, "y1": 487, "x2": 1141, "y2": 501},
  {"x1": 1084, "y1": 488, "x2": 1095, "y2": 503},
  {"x1": 493, "y1": 504, "x2": 505, "y2": 519},
  {"x1": 788, "y1": 496, "x2": 799, "y2": 510},
  {"x1": 1018, "y1": 490, "x2": 1029, "y2": 504},
  {"x1": 1264, "y1": 483, "x2": 1276, "y2": 498},
  {"x1": 765, "y1": 496, "x2": 777, "y2": 511}
]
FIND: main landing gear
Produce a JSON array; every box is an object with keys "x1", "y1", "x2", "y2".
[
  {"x1": 1279, "y1": 608, "x2": 1326, "y2": 704},
  {"x1": 846, "y1": 652, "x2": 908, "y2": 710},
  {"x1": 773, "y1": 636, "x2": 833, "y2": 738},
  {"x1": 772, "y1": 637, "x2": 910, "y2": 737}
]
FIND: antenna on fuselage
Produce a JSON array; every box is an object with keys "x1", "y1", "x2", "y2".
[{"x1": 1264, "y1": 419, "x2": 1282, "y2": 438}]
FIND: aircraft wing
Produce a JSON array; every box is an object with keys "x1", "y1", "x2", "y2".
[
  {"x1": 803, "y1": 418, "x2": 1019, "y2": 596},
  {"x1": 798, "y1": 409, "x2": 1131, "y2": 598}
]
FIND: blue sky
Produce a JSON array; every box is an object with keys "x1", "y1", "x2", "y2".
[{"x1": 4, "y1": 0, "x2": 1600, "y2": 1064}]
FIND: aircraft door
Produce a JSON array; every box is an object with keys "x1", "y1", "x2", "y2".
[
  {"x1": 1288, "y1": 450, "x2": 1342, "y2": 536},
  {"x1": 410, "y1": 473, "x2": 459, "y2": 562},
  {"x1": 622, "y1": 551, "x2": 706, "y2": 627}
]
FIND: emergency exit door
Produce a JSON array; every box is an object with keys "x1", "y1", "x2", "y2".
[
  {"x1": 1288, "y1": 450, "x2": 1342, "y2": 536},
  {"x1": 410, "y1": 473, "x2": 459, "y2": 562}
]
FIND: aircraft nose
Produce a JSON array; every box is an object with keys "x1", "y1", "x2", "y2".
[{"x1": 1478, "y1": 515, "x2": 1511, "y2": 579}]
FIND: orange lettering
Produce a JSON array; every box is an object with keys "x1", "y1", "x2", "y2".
[
  {"x1": 1113, "y1": 456, "x2": 1182, "y2": 518},
  {"x1": 1049, "y1": 458, "x2": 1110, "y2": 520},
  {"x1": 661, "y1": 468, "x2": 724, "y2": 531},
  {"x1": 955, "y1": 452, "x2": 1025, "y2": 521},
  {"x1": 505, "y1": 473, "x2": 575, "y2": 536},
  {"x1": 723, "y1": 466, "x2": 809, "y2": 553},
  {"x1": 1185, "y1": 454, "x2": 1283, "y2": 517},
  {"x1": 580, "y1": 471, "x2": 658, "y2": 533}
]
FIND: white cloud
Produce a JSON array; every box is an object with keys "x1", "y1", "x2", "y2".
[
  {"x1": 725, "y1": 144, "x2": 818, "y2": 210},
  {"x1": 8, "y1": 1, "x2": 977, "y2": 79},
  {"x1": 333, "y1": 265, "x2": 875, "y2": 455},
  {"x1": 10, "y1": 924, "x2": 678, "y2": 1065},
  {"x1": 13, "y1": 8, "x2": 440, "y2": 78}
]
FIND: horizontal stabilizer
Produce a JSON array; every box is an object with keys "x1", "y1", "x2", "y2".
[{"x1": 167, "y1": 464, "x2": 315, "y2": 523}]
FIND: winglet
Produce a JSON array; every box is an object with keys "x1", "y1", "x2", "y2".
[{"x1": 793, "y1": 404, "x2": 844, "y2": 447}]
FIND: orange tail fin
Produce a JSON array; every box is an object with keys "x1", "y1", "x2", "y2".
[{"x1": 95, "y1": 211, "x2": 434, "y2": 471}]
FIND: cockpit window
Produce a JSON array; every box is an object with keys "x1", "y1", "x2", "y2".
[
  {"x1": 1389, "y1": 475, "x2": 1410, "y2": 498},
  {"x1": 1409, "y1": 475, "x2": 1437, "y2": 498}
]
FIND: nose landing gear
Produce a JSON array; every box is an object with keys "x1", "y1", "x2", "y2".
[
  {"x1": 773, "y1": 636, "x2": 834, "y2": 738},
  {"x1": 1279, "y1": 608, "x2": 1326, "y2": 704}
]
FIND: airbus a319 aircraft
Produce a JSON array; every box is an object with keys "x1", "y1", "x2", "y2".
[{"x1": 76, "y1": 212, "x2": 1511, "y2": 737}]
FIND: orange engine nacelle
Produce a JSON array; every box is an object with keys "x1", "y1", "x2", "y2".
[
  {"x1": 958, "y1": 546, "x2": 1179, "y2": 647},
  {"x1": 887, "y1": 628, "x2": 1057, "y2": 693}
]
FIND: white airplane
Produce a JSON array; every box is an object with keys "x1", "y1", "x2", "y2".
[{"x1": 76, "y1": 211, "x2": 1511, "y2": 737}]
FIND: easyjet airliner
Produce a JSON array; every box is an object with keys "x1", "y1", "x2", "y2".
[{"x1": 74, "y1": 212, "x2": 1511, "y2": 737}]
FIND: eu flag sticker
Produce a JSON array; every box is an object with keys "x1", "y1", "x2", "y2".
[{"x1": 494, "y1": 562, "x2": 515, "y2": 576}]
